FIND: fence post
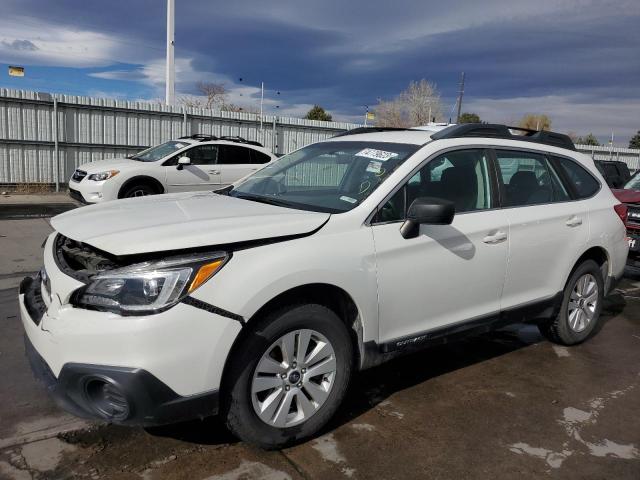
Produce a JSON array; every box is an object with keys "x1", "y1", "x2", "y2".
[
  {"x1": 182, "y1": 107, "x2": 188, "y2": 136},
  {"x1": 53, "y1": 97, "x2": 59, "y2": 192},
  {"x1": 272, "y1": 116, "x2": 277, "y2": 154}
]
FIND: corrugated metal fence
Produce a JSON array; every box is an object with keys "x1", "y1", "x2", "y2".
[
  {"x1": 1, "y1": 88, "x2": 639, "y2": 187},
  {"x1": 0, "y1": 89, "x2": 359, "y2": 187}
]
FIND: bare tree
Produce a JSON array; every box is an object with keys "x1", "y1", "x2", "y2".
[
  {"x1": 518, "y1": 114, "x2": 552, "y2": 131},
  {"x1": 179, "y1": 81, "x2": 230, "y2": 110},
  {"x1": 197, "y1": 81, "x2": 227, "y2": 109},
  {"x1": 375, "y1": 99, "x2": 407, "y2": 127},
  {"x1": 374, "y1": 79, "x2": 443, "y2": 127}
]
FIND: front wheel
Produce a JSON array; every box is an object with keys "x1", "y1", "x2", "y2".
[
  {"x1": 539, "y1": 259, "x2": 604, "y2": 345},
  {"x1": 222, "y1": 304, "x2": 353, "y2": 449},
  {"x1": 121, "y1": 183, "x2": 156, "y2": 198}
]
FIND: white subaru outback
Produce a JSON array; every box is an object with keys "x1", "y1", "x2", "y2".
[
  {"x1": 68, "y1": 134, "x2": 276, "y2": 203},
  {"x1": 21, "y1": 124, "x2": 628, "y2": 448}
]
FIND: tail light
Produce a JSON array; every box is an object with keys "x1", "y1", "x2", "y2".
[{"x1": 614, "y1": 203, "x2": 628, "y2": 225}]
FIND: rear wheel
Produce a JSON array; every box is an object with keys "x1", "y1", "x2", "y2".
[
  {"x1": 539, "y1": 259, "x2": 604, "y2": 345},
  {"x1": 222, "y1": 304, "x2": 353, "y2": 449},
  {"x1": 121, "y1": 183, "x2": 156, "y2": 198}
]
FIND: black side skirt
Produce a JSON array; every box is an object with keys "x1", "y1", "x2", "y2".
[{"x1": 374, "y1": 292, "x2": 563, "y2": 357}]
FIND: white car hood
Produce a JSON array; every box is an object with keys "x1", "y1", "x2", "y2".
[
  {"x1": 78, "y1": 157, "x2": 144, "y2": 173},
  {"x1": 51, "y1": 192, "x2": 330, "y2": 256}
]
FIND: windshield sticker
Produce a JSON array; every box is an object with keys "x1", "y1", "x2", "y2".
[
  {"x1": 355, "y1": 148, "x2": 399, "y2": 161},
  {"x1": 366, "y1": 160, "x2": 383, "y2": 174},
  {"x1": 340, "y1": 195, "x2": 358, "y2": 204},
  {"x1": 175, "y1": 143, "x2": 187, "y2": 149}
]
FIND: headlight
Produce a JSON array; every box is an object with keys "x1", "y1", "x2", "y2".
[
  {"x1": 88, "y1": 170, "x2": 120, "y2": 181},
  {"x1": 72, "y1": 252, "x2": 228, "y2": 315}
]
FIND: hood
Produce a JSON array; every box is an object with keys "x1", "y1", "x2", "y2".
[
  {"x1": 78, "y1": 157, "x2": 143, "y2": 173},
  {"x1": 51, "y1": 192, "x2": 330, "y2": 256},
  {"x1": 612, "y1": 188, "x2": 640, "y2": 205}
]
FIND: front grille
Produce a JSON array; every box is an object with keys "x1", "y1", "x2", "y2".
[
  {"x1": 71, "y1": 169, "x2": 87, "y2": 182},
  {"x1": 54, "y1": 234, "x2": 120, "y2": 282}
]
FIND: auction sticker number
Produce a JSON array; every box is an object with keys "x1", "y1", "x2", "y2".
[{"x1": 355, "y1": 148, "x2": 399, "y2": 161}]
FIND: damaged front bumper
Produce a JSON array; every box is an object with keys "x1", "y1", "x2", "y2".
[{"x1": 19, "y1": 273, "x2": 222, "y2": 426}]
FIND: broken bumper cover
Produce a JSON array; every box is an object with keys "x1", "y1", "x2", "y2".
[{"x1": 20, "y1": 276, "x2": 220, "y2": 427}]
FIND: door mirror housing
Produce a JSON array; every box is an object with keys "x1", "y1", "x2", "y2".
[
  {"x1": 400, "y1": 197, "x2": 455, "y2": 239},
  {"x1": 176, "y1": 156, "x2": 191, "y2": 170}
]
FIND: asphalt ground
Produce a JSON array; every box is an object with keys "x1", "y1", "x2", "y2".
[{"x1": 1, "y1": 199, "x2": 639, "y2": 479}]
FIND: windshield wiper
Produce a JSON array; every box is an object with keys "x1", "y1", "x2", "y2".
[{"x1": 233, "y1": 193, "x2": 294, "y2": 208}]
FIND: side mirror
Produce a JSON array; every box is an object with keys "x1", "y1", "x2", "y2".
[
  {"x1": 400, "y1": 197, "x2": 455, "y2": 239},
  {"x1": 176, "y1": 156, "x2": 191, "y2": 170}
]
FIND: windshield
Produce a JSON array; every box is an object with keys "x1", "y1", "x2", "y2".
[
  {"x1": 131, "y1": 140, "x2": 191, "y2": 162},
  {"x1": 624, "y1": 172, "x2": 640, "y2": 190},
  {"x1": 230, "y1": 141, "x2": 420, "y2": 213}
]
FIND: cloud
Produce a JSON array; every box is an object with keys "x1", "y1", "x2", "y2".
[
  {"x1": 1, "y1": 39, "x2": 38, "y2": 51},
  {"x1": 0, "y1": 0, "x2": 638, "y2": 140}
]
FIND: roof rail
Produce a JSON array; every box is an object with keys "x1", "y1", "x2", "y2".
[
  {"x1": 430, "y1": 123, "x2": 576, "y2": 151},
  {"x1": 179, "y1": 133, "x2": 219, "y2": 141},
  {"x1": 219, "y1": 135, "x2": 263, "y2": 147},
  {"x1": 333, "y1": 127, "x2": 412, "y2": 137}
]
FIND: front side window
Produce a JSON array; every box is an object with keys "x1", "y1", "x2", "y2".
[
  {"x1": 131, "y1": 140, "x2": 190, "y2": 162},
  {"x1": 186, "y1": 145, "x2": 218, "y2": 165},
  {"x1": 230, "y1": 141, "x2": 419, "y2": 213},
  {"x1": 377, "y1": 149, "x2": 492, "y2": 223},
  {"x1": 496, "y1": 150, "x2": 569, "y2": 206},
  {"x1": 553, "y1": 156, "x2": 600, "y2": 199}
]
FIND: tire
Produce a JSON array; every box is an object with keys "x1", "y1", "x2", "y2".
[
  {"x1": 539, "y1": 259, "x2": 604, "y2": 345},
  {"x1": 121, "y1": 183, "x2": 156, "y2": 198},
  {"x1": 221, "y1": 303, "x2": 354, "y2": 449}
]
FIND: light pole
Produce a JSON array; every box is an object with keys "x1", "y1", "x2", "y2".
[{"x1": 165, "y1": 0, "x2": 175, "y2": 105}]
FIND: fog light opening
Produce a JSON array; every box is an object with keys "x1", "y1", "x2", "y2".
[{"x1": 84, "y1": 378, "x2": 130, "y2": 421}]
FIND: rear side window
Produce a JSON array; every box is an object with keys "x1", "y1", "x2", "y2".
[
  {"x1": 218, "y1": 145, "x2": 252, "y2": 165},
  {"x1": 495, "y1": 150, "x2": 569, "y2": 206},
  {"x1": 251, "y1": 150, "x2": 271, "y2": 164},
  {"x1": 554, "y1": 156, "x2": 600, "y2": 199}
]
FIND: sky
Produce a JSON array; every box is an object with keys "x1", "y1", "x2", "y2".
[{"x1": 0, "y1": 0, "x2": 638, "y2": 144}]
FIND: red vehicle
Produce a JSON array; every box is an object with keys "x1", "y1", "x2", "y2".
[{"x1": 612, "y1": 171, "x2": 640, "y2": 268}]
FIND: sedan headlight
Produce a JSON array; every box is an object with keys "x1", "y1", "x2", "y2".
[
  {"x1": 88, "y1": 170, "x2": 120, "y2": 181},
  {"x1": 72, "y1": 252, "x2": 228, "y2": 315}
]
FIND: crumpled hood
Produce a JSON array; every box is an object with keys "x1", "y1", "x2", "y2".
[{"x1": 51, "y1": 192, "x2": 329, "y2": 256}]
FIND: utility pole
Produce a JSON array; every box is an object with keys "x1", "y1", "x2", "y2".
[
  {"x1": 260, "y1": 81, "x2": 264, "y2": 134},
  {"x1": 165, "y1": 0, "x2": 175, "y2": 105},
  {"x1": 456, "y1": 71, "x2": 465, "y2": 123}
]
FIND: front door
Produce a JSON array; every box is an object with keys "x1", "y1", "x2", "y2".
[
  {"x1": 372, "y1": 148, "x2": 509, "y2": 345},
  {"x1": 164, "y1": 145, "x2": 221, "y2": 192}
]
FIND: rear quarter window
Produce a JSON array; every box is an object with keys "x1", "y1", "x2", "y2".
[{"x1": 554, "y1": 156, "x2": 600, "y2": 199}]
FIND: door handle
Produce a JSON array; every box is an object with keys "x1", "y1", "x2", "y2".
[
  {"x1": 483, "y1": 231, "x2": 507, "y2": 244},
  {"x1": 208, "y1": 170, "x2": 221, "y2": 175},
  {"x1": 566, "y1": 216, "x2": 583, "y2": 227}
]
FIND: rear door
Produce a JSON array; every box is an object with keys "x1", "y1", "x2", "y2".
[
  {"x1": 495, "y1": 149, "x2": 590, "y2": 309},
  {"x1": 218, "y1": 144, "x2": 259, "y2": 185}
]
